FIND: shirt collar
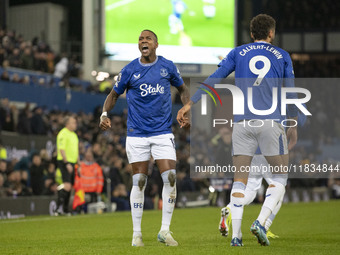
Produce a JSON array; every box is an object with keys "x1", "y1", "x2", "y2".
[{"x1": 138, "y1": 56, "x2": 158, "y2": 67}]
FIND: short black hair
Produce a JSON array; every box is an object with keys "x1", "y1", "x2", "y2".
[
  {"x1": 250, "y1": 14, "x2": 276, "y2": 41},
  {"x1": 141, "y1": 29, "x2": 158, "y2": 42}
]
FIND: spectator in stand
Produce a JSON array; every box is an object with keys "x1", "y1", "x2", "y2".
[
  {"x1": 112, "y1": 183, "x2": 130, "y2": 211},
  {"x1": 11, "y1": 73, "x2": 20, "y2": 83},
  {"x1": 54, "y1": 55, "x2": 68, "y2": 79},
  {"x1": 43, "y1": 162, "x2": 58, "y2": 195},
  {"x1": 2, "y1": 59, "x2": 9, "y2": 68},
  {"x1": 31, "y1": 107, "x2": 47, "y2": 135},
  {"x1": 0, "y1": 70, "x2": 10, "y2": 81},
  {"x1": 0, "y1": 139, "x2": 7, "y2": 160},
  {"x1": 99, "y1": 79, "x2": 112, "y2": 94},
  {"x1": 0, "y1": 98, "x2": 14, "y2": 131},
  {"x1": 20, "y1": 47, "x2": 34, "y2": 70},
  {"x1": 8, "y1": 48, "x2": 21, "y2": 68},
  {"x1": 4, "y1": 170, "x2": 31, "y2": 197},
  {"x1": 109, "y1": 157, "x2": 124, "y2": 191},
  {"x1": 29, "y1": 153, "x2": 46, "y2": 195},
  {"x1": 0, "y1": 159, "x2": 8, "y2": 178},
  {"x1": 67, "y1": 54, "x2": 81, "y2": 78},
  {"x1": 33, "y1": 41, "x2": 52, "y2": 73},
  {"x1": 0, "y1": 173, "x2": 6, "y2": 197},
  {"x1": 75, "y1": 148, "x2": 104, "y2": 203},
  {"x1": 17, "y1": 103, "x2": 32, "y2": 134},
  {"x1": 19, "y1": 75, "x2": 30, "y2": 85},
  {"x1": 0, "y1": 44, "x2": 6, "y2": 66}
]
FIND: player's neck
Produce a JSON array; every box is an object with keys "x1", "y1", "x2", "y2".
[
  {"x1": 140, "y1": 54, "x2": 157, "y2": 64},
  {"x1": 254, "y1": 39, "x2": 271, "y2": 44}
]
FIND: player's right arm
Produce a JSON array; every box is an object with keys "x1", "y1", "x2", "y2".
[
  {"x1": 99, "y1": 68, "x2": 130, "y2": 130},
  {"x1": 177, "y1": 49, "x2": 236, "y2": 126},
  {"x1": 99, "y1": 89, "x2": 120, "y2": 130}
]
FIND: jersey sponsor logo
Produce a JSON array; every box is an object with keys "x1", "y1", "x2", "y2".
[
  {"x1": 160, "y1": 68, "x2": 168, "y2": 77},
  {"x1": 140, "y1": 83, "x2": 165, "y2": 96},
  {"x1": 133, "y1": 73, "x2": 141, "y2": 80}
]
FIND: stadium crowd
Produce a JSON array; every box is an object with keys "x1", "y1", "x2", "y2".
[
  {"x1": 0, "y1": 98, "x2": 197, "y2": 210},
  {"x1": 1, "y1": 22, "x2": 340, "y2": 211},
  {"x1": 0, "y1": 28, "x2": 83, "y2": 89}
]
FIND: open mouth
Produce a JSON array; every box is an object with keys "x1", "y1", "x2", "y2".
[{"x1": 142, "y1": 46, "x2": 149, "y2": 53}]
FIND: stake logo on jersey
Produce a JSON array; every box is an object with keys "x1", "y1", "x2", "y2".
[
  {"x1": 140, "y1": 83, "x2": 165, "y2": 96},
  {"x1": 113, "y1": 56, "x2": 184, "y2": 137}
]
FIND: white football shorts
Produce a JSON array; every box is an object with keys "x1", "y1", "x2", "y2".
[
  {"x1": 126, "y1": 133, "x2": 176, "y2": 164},
  {"x1": 232, "y1": 120, "x2": 288, "y2": 157}
]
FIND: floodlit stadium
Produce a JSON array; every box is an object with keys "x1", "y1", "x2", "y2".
[{"x1": 0, "y1": 0, "x2": 339, "y2": 254}]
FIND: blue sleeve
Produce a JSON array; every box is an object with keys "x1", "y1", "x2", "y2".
[
  {"x1": 283, "y1": 52, "x2": 298, "y2": 117},
  {"x1": 170, "y1": 63, "x2": 184, "y2": 87},
  {"x1": 284, "y1": 52, "x2": 295, "y2": 79},
  {"x1": 113, "y1": 67, "x2": 131, "y2": 95},
  {"x1": 217, "y1": 49, "x2": 236, "y2": 73},
  {"x1": 191, "y1": 50, "x2": 236, "y2": 103}
]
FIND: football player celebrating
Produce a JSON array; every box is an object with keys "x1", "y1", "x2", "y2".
[{"x1": 100, "y1": 30, "x2": 190, "y2": 247}]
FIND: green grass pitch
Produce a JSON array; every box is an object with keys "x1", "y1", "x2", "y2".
[
  {"x1": 105, "y1": 0, "x2": 234, "y2": 48},
  {"x1": 1, "y1": 201, "x2": 339, "y2": 254}
]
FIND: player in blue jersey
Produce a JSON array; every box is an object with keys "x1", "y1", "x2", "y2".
[
  {"x1": 177, "y1": 14, "x2": 299, "y2": 246},
  {"x1": 99, "y1": 30, "x2": 190, "y2": 247}
]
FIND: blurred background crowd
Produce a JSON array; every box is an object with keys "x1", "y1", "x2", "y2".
[{"x1": 1, "y1": 0, "x2": 340, "y2": 213}]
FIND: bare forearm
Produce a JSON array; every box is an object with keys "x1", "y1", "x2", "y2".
[
  {"x1": 177, "y1": 84, "x2": 190, "y2": 105},
  {"x1": 103, "y1": 89, "x2": 120, "y2": 112}
]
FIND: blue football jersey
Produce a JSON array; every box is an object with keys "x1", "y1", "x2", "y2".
[
  {"x1": 192, "y1": 41, "x2": 297, "y2": 122},
  {"x1": 114, "y1": 56, "x2": 184, "y2": 137}
]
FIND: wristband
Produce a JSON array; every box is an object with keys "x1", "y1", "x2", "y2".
[{"x1": 101, "y1": 112, "x2": 107, "y2": 118}]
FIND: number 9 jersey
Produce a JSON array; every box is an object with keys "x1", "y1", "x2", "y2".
[{"x1": 212, "y1": 41, "x2": 295, "y2": 122}]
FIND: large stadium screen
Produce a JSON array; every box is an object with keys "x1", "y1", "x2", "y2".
[{"x1": 105, "y1": 0, "x2": 235, "y2": 64}]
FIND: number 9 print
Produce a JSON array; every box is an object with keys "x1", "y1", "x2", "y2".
[{"x1": 249, "y1": 55, "x2": 271, "y2": 86}]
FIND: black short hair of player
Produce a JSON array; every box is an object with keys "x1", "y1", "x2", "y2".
[
  {"x1": 250, "y1": 14, "x2": 276, "y2": 41},
  {"x1": 142, "y1": 29, "x2": 158, "y2": 42}
]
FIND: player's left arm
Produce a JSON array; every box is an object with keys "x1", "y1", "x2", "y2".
[
  {"x1": 176, "y1": 83, "x2": 191, "y2": 128},
  {"x1": 284, "y1": 52, "x2": 298, "y2": 150},
  {"x1": 169, "y1": 63, "x2": 191, "y2": 128}
]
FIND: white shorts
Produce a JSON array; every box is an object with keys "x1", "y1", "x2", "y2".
[
  {"x1": 232, "y1": 120, "x2": 288, "y2": 156},
  {"x1": 126, "y1": 133, "x2": 176, "y2": 164}
]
